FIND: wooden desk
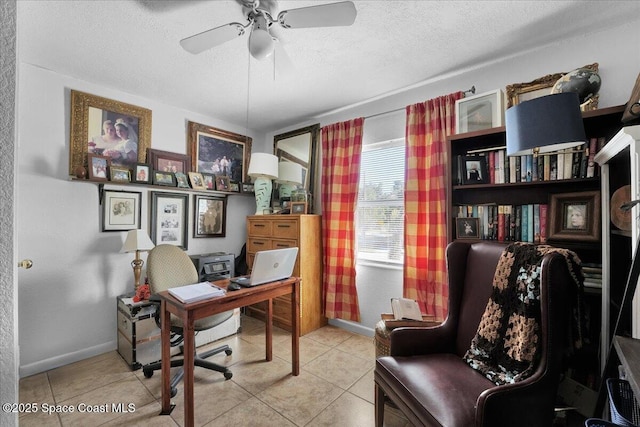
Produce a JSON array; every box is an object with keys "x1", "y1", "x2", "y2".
[
  {"x1": 158, "y1": 277, "x2": 300, "y2": 427},
  {"x1": 613, "y1": 336, "x2": 640, "y2": 407}
]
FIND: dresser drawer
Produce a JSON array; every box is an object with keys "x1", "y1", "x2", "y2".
[
  {"x1": 247, "y1": 237, "x2": 271, "y2": 253},
  {"x1": 271, "y1": 239, "x2": 298, "y2": 250},
  {"x1": 272, "y1": 220, "x2": 299, "y2": 239},
  {"x1": 248, "y1": 219, "x2": 273, "y2": 237}
]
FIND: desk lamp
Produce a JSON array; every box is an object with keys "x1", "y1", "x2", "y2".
[
  {"x1": 506, "y1": 92, "x2": 586, "y2": 157},
  {"x1": 121, "y1": 229, "x2": 155, "y2": 289},
  {"x1": 247, "y1": 152, "x2": 279, "y2": 215},
  {"x1": 277, "y1": 162, "x2": 303, "y2": 200}
]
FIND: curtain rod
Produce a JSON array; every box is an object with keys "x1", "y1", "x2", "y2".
[{"x1": 363, "y1": 86, "x2": 476, "y2": 121}]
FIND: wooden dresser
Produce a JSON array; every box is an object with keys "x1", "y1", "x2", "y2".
[{"x1": 245, "y1": 214, "x2": 326, "y2": 335}]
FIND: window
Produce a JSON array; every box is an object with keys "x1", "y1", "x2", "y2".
[{"x1": 357, "y1": 138, "x2": 404, "y2": 265}]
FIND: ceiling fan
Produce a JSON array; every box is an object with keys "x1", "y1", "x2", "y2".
[{"x1": 180, "y1": 0, "x2": 357, "y2": 60}]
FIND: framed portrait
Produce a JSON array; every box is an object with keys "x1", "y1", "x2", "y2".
[
  {"x1": 109, "y1": 166, "x2": 131, "y2": 183},
  {"x1": 153, "y1": 171, "x2": 176, "y2": 187},
  {"x1": 290, "y1": 202, "x2": 308, "y2": 215},
  {"x1": 147, "y1": 149, "x2": 191, "y2": 174},
  {"x1": 102, "y1": 190, "x2": 141, "y2": 232},
  {"x1": 133, "y1": 163, "x2": 152, "y2": 184},
  {"x1": 87, "y1": 153, "x2": 110, "y2": 181},
  {"x1": 456, "y1": 217, "x2": 480, "y2": 239},
  {"x1": 188, "y1": 121, "x2": 252, "y2": 183},
  {"x1": 242, "y1": 182, "x2": 254, "y2": 194},
  {"x1": 274, "y1": 124, "x2": 320, "y2": 195},
  {"x1": 462, "y1": 156, "x2": 488, "y2": 184},
  {"x1": 69, "y1": 90, "x2": 151, "y2": 176},
  {"x1": 215, "y1": 175, "x2": 230, "y2": 192},
  {"x1": 548, "y1": 191, "x2": 601, "y2": 242},
  {"x1": 188, "y1": 172, "x2": 206, "y2": 190},
  {"x1": 201, "y1": 173, "x2": 216, "y2": 190},
  {"x1": 455, "y1": 89, "x2": 504, "y2": 134},
  {"x1": 175, "y1": 172, "x2": 190, "y2": 188},
  {"x1": 150, "y1": 192, "x2": 188, "y2": 249},
  {"x1": 193, "y1": 195, "x2": 227, "y2": 238}
]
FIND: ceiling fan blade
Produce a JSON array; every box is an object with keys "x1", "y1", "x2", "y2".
[
  {"x1": 278, "y1": 1, "x2": 357, "y2": 29},
  {"x1": 180, "y1": 22, "x2": 246, "y2": 54}
]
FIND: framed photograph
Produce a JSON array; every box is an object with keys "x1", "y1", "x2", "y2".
[
  {"x1": 193, "y1": 195, "x2": 227, "y2": 238},
  {"x1": 506, "y1": 63, "x2": 599, "y2": 108},
  {"x1": 456, "y1": 217, "x2": 480, "y2": 239},
  {"x1": 109, "y1": 166, "x2": 131, "y2": 183},
  {"x1": 150, "y1": 192, "x2": 188, "y2": 249},
  {"x1": 548, "y1": 191, "x2": 601, "y2": 242},
  {"x1": 87, "y1": 153, "x2": 110, "y2": 181},
  {"x1": 188, "y1": 172, "x2": 206, "y2": 190},
  {"x1": 215, "y1": 175, "x2": 230, "y2": 192},
  {"x1": 462, "y1": 156, "x2": 488, "y2": 184},
  {"x1": 290, "y1": 202, "x2": 308, "y2": 215},
  {"x1": 153, "y1": 171, "x2": 176, "y2": 187},
  {"x1": 133, "y1": 163, "x2": 151, "y2": 184},
  {"x1": 188, "y1": 121, "x2": 252, "y2": 183},
  {"x1": 69, "y1": 90, "x2": 151, "y2": 176},
  {"x1": 147, "y1": 149, "x2": 191, "y2": 174},
  {"x1": 201, "y1": 173, "x2": 216, "y2": 190},
  {"x1": 229, "y1": 181, "x2": 240, "y2": 193},
  {"x1": 242, "y1": 182, "x2": 254, "y2": 194},
  {"x1": 175, "y1": 172, "x2": 190, "y2": 188},
  {"x1": 102, "y1": 190, "x2": 141, "y2": 232},
  {"x1": 455, "y1": 89, "x2": 504, "y2": 134}
]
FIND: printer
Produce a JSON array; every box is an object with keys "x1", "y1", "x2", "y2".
[{"x1": 189, "y1": 252, "x2": 235, "y2": 282}]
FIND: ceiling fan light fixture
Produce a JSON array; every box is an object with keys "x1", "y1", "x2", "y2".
[{"x1": 248, "y1": 16, "x2": 274, "y2": 60}]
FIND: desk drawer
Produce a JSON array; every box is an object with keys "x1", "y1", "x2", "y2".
[
  {"x1": 247, "y1": 238, "x2": 271, "y2": 253},
  {"x1": 272, "y1": 220, "x2": 298, "y2": 239},
  {"x1": 271, "y1": 239, "x2": 298, "y2": 250},
  {"x1": 248, "y1": 219, "x2": 272, "y2": 237}
]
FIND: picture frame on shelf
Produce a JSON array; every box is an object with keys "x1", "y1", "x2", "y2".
[
  {"x1": 201, "y1": 173, "x2": 215, "y2": 190},
  {"x1": 188, "y1": 120, "x2": 252, "y2": 183},
  {"x1": 109, "y1": 166, "x2": 131, "y2": 183},
  {"x1": 133, "y1": 163, "x2": 151, "y2": 184},
  {"x1": 69, "y1": 90, "x2": 151, "y2": 176},
  {"x1": 548, "y1": 191, "x2": 601, "y2": 242},
  {"x1": 102, "y1": 190, "x2": 141, "y2": 232},
  {"x1": 290, "y1": 202, "x2": 308, "y2": 215},
  {"x1": 462, "y1": 156, "x2": 488, "y2": 184},
  {"x1": 215, "y1": 175, "x2": 230, "y2": 192},
  {"x1": 87, "y1": 153, "x2": 110, "y2": 181},
  {"x1": 175, "y1": 172, "x2": 190, "y2": 188},
  {"x1": 228, "y1": 181, "x2": 240, "y2": 193},
  {"x1": 242, "y1": 182, "x2": 254, "y2": 194},
  {"x1": 188, "y1": 172, "x2": 206, "y2": 190},
  {"x1": 193, "y1": 195, "x2": 227, "y2": 238},
  {"x1": 150, "y1": 191, "x2": 189, "y2": 250},
  {"x1": 455, "y1": 89, "x2": 504, "y2": 134},
  {"x1": 153, "y1": 171, "x2": 176, "y2": 187},
  {"x1": 147, "y1": 148, "x2": 191, "y2": 174},
  {"x1": 455, "y1": 217, "x2": 480, "y2": 239}
]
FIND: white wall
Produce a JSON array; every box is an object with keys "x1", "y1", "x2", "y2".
[
  {"x1": 267, "y1": 19, "x2": 640, "y2": 336},
  {"x1": 17, "y1": 64, "x2": 260, "y2": 376}
]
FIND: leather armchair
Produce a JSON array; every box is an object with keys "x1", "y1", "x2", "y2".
[{"x1": 374, "y1": 241, "x2": 575, "y2": 427}]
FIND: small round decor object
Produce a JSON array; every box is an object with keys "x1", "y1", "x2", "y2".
[
  {"x1": 74, "y1": 165, "x2": 87, "y2": 179},
  {"x1": 551, "y1": 67, "x2": 601, "y2": 104},
  {"x1": 611, "y1": 185, "x2": 632, "y2": 231}
]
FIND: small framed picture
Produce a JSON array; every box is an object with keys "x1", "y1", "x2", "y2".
[
  {"x1": 201, "y1": 173, "x2": 216, "y2": 190},
  {"x1": 228, "y1": 181, "x2": 240, "y2": 193},
  {"x1": 88, "y1": 153, "x2": 110, "y2": 181},
  {"x1": 147, "y1": 148, "x2": 191, "y2": 174},
  {"x1": 133, "y1": 163, "x2": 151, "y2": 184},
  {"x1": 150, "y1": 191, "x2": 188, "y2": 250},
  {"x1": 175, "y1": 172, "x2": 190, "y2": 188},
  {"x1": 109, "y1": 166, "x2": 131, "y2": 183},
  {"x1": 242, "y1": 182, "x2": 254, "y2": 194},
  {"x1": 102, "y1": 190, "x2": 141, "y2": 232},
  {"x1": 188, "y1": 172, "x2": 206, "y2": 190},
  {"x1": 455, "y1": 89, "x2": 504, "y2": 134},
  {"x1": 153, "y1": 171, "x2": 176, "y2": 186},
  {"x1": 193, "y1": 195, "x2": 227, "y2": 238},
  {"x1": 215, "y1": 175, "x2": 230, "y2": 192},
  {"x1": 462, "y1": 156, "x2": 488, "y2": 184},
  {"x1": 455, "y1": 217, "x2": 480, "y2": 239},
  {"x1": 549, "y1": 191, "x2": 601, "y2": 242},
  {"x1": 290, "y1": 202, "x2": 308, "y2": 215}
]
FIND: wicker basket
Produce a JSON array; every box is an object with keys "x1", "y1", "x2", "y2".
[
  {"x1": 607, "y1": 378, "x2": 640, "y2": 427},
  {"x1": 374, "y1": 320, "x2": 391, "y2": 358}
]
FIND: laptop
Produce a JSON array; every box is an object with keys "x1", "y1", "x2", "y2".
[{"x1": 231, "y1": 247, "x2": 299, "y2": 287}]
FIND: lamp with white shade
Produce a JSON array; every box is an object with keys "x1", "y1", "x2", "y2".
[
  {"x1": 277, "y1": 161, "x2": 303, "y2": 200},
  {"x1": 247, "y1": 152, "x2": 279, "y2": 215},
  {"x1": 120, "y1": 229, "x2": 155, "y2": 289}
]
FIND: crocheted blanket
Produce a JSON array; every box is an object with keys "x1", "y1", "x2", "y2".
[{"x1": 463, "y1": 242, "x2": 584, "y2": 385}]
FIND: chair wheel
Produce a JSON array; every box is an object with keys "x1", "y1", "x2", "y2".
[
  {"x1": 170, "y1": 387, "x2": 177, "y2": 397},
  {"x1": 143, "y1": 369, "x2": 153, "y2": 378},
  {"x1": 225, "y1": 349, "x2": 232, "y2": 356},
  {"x1": 224, "y1": 371, "x2": 233, "y2": 380}
]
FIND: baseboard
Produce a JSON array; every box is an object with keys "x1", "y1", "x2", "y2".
[
  {"x1": 19, "y1": 340, "x2": 116, "y2": 378},
  {"x1": 329, "y1": 318, "x2": 374, "y2": 337}
]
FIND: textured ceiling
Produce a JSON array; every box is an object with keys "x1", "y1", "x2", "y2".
[{"x1": 17, "y1": 0, "x2": 640, "y2": 133}]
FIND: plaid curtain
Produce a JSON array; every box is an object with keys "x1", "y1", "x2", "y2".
[
  {"x1": 321, "y1": 118, "x2": 364, "y2": 321},
  {"x1": 404, "y1": 92, "x2": 463, "y2": 321}
]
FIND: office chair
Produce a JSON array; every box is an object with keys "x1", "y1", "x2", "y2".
[{"x1": 142, "y1": 244, "x2": 233, "y2": 397}]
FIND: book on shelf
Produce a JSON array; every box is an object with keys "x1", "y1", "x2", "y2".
[
  {"x1": 586, "y1": 137, "x2": 597, "y2": 178},
  {"x1": 391, "y1": 297, "x2": 423, "y2": 321},
  {"x1": 167, "y1": 281, "x2": 225, "y2": 304},
  {"x1": 557, "y1": 152, "x2": 565, "y2": 180},
  {"x1": 539, "y1": 204, "x2": 548, "y2": 243},
  {"x1": 533, "y1": 204, "x2": 541, "y2": 243},
  {"x1": 563, "y1": 149, "x2": 573, "y2": 180}
]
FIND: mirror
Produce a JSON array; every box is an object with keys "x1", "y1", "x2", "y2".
[{"x1": 273, "y1": 124, "x2": 320, "y2": 200}]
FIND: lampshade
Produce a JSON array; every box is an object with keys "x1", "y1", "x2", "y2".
[
  {"x1": 277, "y1": 162, "x2": 303, "y2": 185},
  {"x1": 248, "y1": 153, "x2": 279, "y2": 180},
  {"x1": 248, "y1": 15, "x2": 274, "y2": 60},
  {"x1": 120, "y1": 229, "x2": 155, "y2": 253},
  {"x1": 506, "y1": 92, "x2": 586, "y2": 156}
]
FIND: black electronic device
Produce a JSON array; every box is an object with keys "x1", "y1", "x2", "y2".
[{"x1": 190, "y1": 252, "x2": 235, "y2": 282}]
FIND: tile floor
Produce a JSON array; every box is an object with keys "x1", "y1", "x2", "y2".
[{"x1": 19, "y1": 315, "x2": 410, "y2": 426}]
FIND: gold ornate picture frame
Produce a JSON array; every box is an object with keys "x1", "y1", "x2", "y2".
[{"x1": 69, "y1": 90, "x2": 152, "y2": 176}]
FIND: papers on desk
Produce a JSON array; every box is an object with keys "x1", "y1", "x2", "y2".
[{"x1": 168, "y1": 282, "x2": 225, "y2": 303}]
